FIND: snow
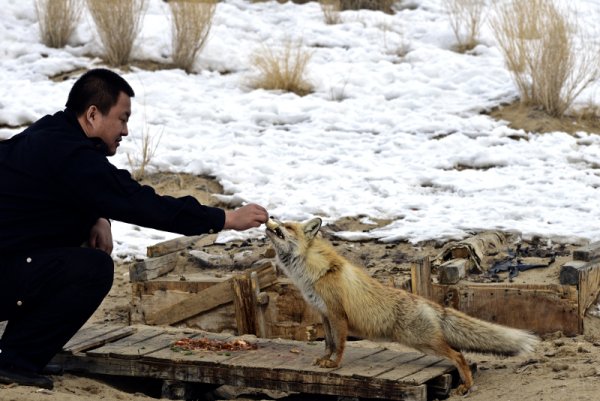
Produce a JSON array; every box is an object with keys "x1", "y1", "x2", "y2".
[{"x1": 1, "y1": 0, "x2": 600, "y2": 260}]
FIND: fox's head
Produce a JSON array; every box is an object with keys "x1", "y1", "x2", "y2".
[{"x1": 265, "y1": 217, "x2": 323, "y2": 257}]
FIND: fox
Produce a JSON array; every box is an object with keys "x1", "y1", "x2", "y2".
[{"x1": 265, "y1": 217, "x2": 540, "y2": 394}]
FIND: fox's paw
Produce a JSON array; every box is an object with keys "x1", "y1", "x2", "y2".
[
  {"x1": 454, "y1": 384, "x2": 476, "y2": 396},
  {"x1": 314, "y1": 357, "x2": 338, "y2": 368}
]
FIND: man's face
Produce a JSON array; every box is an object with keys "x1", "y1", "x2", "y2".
[{"x1": 90, "y1": 92, "x2": 131, "y2": 156}]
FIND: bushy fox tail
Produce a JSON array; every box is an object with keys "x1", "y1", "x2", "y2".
[{"x1": 441, "y1": 307, "x2": 539, "y2": 355}]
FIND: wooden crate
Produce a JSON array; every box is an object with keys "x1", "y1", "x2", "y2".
[
  {"x1": 131, "y1": 236, "x2": 600, "y2": 339},
  {"x1": 412, "y1": 244, "x2": 600, "y2": 337},
  {"x1": 129, "y1": 235, "x2": 324, "y2": 341}
]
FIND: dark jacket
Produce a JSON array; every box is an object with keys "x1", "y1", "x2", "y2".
[{"x1": 0, "y1": 109, "x2": 225, "y2": 255}]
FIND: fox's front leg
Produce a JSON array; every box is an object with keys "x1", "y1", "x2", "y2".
[
  {"x1": 315, "y1": 314, "x2": 348, "y2": 368},
  {"x1": 315, "y1": 314, "x2": 334, "y2": 364}
]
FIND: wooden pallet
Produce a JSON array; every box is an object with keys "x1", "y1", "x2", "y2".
[{"x1": 42, "y1": 323, "x2": 464, "y2": 401}]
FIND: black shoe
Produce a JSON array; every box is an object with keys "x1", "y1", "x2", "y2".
[
  {"x1": 0, "y1": 365, "x2": 53, "y2": 389},
  {"x1": 42, "y1": 363, "x2": 63, "y2": 375}
]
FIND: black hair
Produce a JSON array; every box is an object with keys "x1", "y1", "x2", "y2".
[{"x1": 65, "y1": 68, "x2": 135, "y2": 116}]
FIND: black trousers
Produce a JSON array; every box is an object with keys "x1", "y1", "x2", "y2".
[{"x1": 0, "y1": 247, "x2": 114, "y2": 372}]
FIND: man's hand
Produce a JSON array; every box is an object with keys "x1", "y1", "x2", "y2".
[
  {"x1": 89, "y1": 217, "x2": 113, "y2": 255},
  {"x1": 223, "y1": 203, "x2": 269, "y2": 231}
]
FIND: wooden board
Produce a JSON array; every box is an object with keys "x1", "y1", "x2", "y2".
[
  {"x1": 50, "y1": 323, "x2": 471, "y2": 401},
  {"x1": 62, "y1": 325, "x2": 137, "y2": 354},
  {"x1": 431, "y1": 282, "x2": 580, "y2": 335},
  {"x1": 145, "y1": 262, "x2": 278, "y2": 326},
  {"x1": 578, "y1": 261, "x2": 600, "y2": 332}
]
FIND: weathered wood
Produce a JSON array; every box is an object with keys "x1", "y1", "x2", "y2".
[
  {"x1": 250, "y1": 271, "x2": 267, "y2": 338},
  {"x1": 113, "y1": 331, "x2": 200, "y2": 359},
  {"x1": 53, "y1": 323, "x2": 479, "y2": 401},
  {"x1": 573, "y1": 241, "x2": 600, "y2": 262},
  {"x1": 63, "y1": 326, "x2": 137, "y2": 354},
  {"x1": 147, "y1": 234, "x2": 215, "y2": 258},
  {"x1": 86, "y1": 327, "x2": 165, "y2": 358},
  {"x1": 426, "y1": 373, "x2": 453, "y2": 399},
  {"x1": 333, "y1": 348, "x2": 410, "y2": 378},
  {"x1": 431, "y1": 283, "x2": 579, "y2": 335},
  {"x1": 411, "y1": 257, "x2": 431, "y2": 299},
  {"x1": 560, "y1": 261, "x2": 590, "y2": 285},
  {"x1": 232, "y1": 275, "x2": 257, "y2": 335},
  {"x1": 146, "y1": 263, "x2": 278, "y2": 326},
  {"x1": 578, "y1": 261, "x2": 600, "y2": 333},
  {"x1": 377, "y1": 355, "x2": 443, "y2": 381},
  {"x1": 404, "y1": 359, "x2": 454, "y2": 384},
  {"x1": 129, "y1": 252, "x2": 180, "y2": 282},
  {"x1": 438, "y1": 259, "x2": 469, "y2": 285}
]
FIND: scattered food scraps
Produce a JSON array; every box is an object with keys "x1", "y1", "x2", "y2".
[{"x1": 171, "y1": 337, "x2": 258, "y2": 353}]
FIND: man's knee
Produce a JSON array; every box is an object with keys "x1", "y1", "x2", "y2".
[{"x1": 81, "y1": 248, "x2": 114, "y2": 292}]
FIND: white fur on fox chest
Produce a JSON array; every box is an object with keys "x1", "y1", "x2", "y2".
[{"x1": 275, "y1": 254, "x2": 328, "y2": 314}]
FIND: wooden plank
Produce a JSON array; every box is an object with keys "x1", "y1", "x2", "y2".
[
  {"x1": 62, "y1": 324, "x2": 131, "y2": 353},
  {"x1": 402, "y1": 358, "x2": 455, "y2": 384},
  {"x1": 431, "y1": 283, "x2": 580, "y2": 335},
  {"x1": 426, "y1": 373, "x2": 453, "y2": 399},
  {"x1": 578, "y1": 262, "x2": 600, "y2": 332},
  {"x1": 250, "y1": 271, "x2": 267, "y2": 338},
  {"x1": 411, "y1": 257, "x2": 431, "y2": 299},
  {"x1": 129, "y1": 252, "x2": 180, "y2": 282},
  {"x1": 377, "y1": 354, "x2": 443, "y2": 381},
  {"x1": 54, "y1": 352, "x2": 427, "y2": 401},
  {"x1": 64, "y1": 326, "x2": 137, "y2": 354},
  {"x1": 573, "y1": 241, "x2": 600, "y2": 262},
  {"x1": 438, "y1": 259, "x2": 469, "y2": 284},
  {"x1": 232, "y1": 275, "x2": 257, "y2": 335},
  {"x1": 146, "y1": 234, "x2": 215, "y2": 258},
  {"x1": 333, "y1": 348, "x2": 413, "y2": 378},
  {"x1": 560, "y1": 260, "x2": 590, "y2": 285},
  {"x1": 142, "y1": 331, "x2": 239, "y2": 364},
  {"x1": 147, "y1": 263, "x2": 277, "y2": 326},
  {"x1": 53, "y1": 329, "x2": 431, "y2": 401},
  {"x1": 109, "y1": 331, "x2": 199, "y2": 359},
  {"x1": 86, "y1": 327, "x2": 165, "y2": 358}
]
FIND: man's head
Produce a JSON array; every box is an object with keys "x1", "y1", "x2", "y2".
[{"x1": 66, "y1": 69, "x2": 135, "y2": 156}]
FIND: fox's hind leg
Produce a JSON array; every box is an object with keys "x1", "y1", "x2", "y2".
[
  {"x1": 315, "y1": 313, "x2": 348, "y2": 368},
  {"x1": 419, "y1": 339, "x2": 473, "y2": 395}
]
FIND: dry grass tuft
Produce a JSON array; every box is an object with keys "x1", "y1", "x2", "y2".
[
  {"x1": 490, "y1": 0, "x2": 600, "y2": 118},
  {"x1": 443, "y1": 0, "x2": 485, "y2": 52},
  {"x1": 249, "y1": 39, "x2": 313, "y2": 96},
  {"x1": 35, "y1": 0, "x2": 82, "y2": 48},
  {"x1": 339, "y1": 0, "x2": 394, "y2": 13},
  {"x1": 86, "y1": 0, "x2": 147, "y2": 67},
  {"x1": 319, "y1": 0, "x2": 342, "y2": 25},
  {"x1": 127, "y1": 124, "x2": 163, "y2": 181},
  {"x1": 169, "y1": 0, "x2": 217, "y2": 73}
]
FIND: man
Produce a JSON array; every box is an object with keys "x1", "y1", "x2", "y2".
[{"x1": 0, "y1": 68, "x2": 268, "y2": 389}]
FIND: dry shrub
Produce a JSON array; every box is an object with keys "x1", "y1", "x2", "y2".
[
  {"x1": 169, "y1": 0, "x2": 217, "y2": 73},
  {"x1": 35, "y1": 0, "x2": 82, "y2": 48},
  {"x1": 339, "y1": 0, "x2": 394, "y2": 14},
  {"x1": 490, "y1": 0, "x2": 600, "y2": 117},
  {"x1": 249, "y1": 39, "x2": 313, "y2": 96},
  {"x1": 319, "y1": 0, "x2": 341, "y2": 25},
  {"x1": 443, "y1": 0, "x2": 485, "y2": 52},
  {"x1": 86, "y1": 0, "x2": 147, "y2": 66},
  {"x1": 127, "y1": 125, "x2": 163, "y2": 181}
]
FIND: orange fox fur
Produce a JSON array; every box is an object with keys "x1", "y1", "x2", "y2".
[{"x1": 265, "y1": 217, "x2": 539, "y2": 394}]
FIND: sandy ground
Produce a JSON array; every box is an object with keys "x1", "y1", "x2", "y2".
[{"x1": 2, "y1": 173, "x2": 600, "y2": 401}]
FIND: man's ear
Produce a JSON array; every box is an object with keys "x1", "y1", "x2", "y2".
[
  {"x1": 303, "y1": 217, "x2": 322, "y2": 240},
  {"x1": 85, "y1": 105, "x2": 99, "y2": 126}
]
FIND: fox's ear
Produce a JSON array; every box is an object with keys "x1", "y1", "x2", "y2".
[{"x1": 303, "y1": 217, "x2": 322, "y2": 240}]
